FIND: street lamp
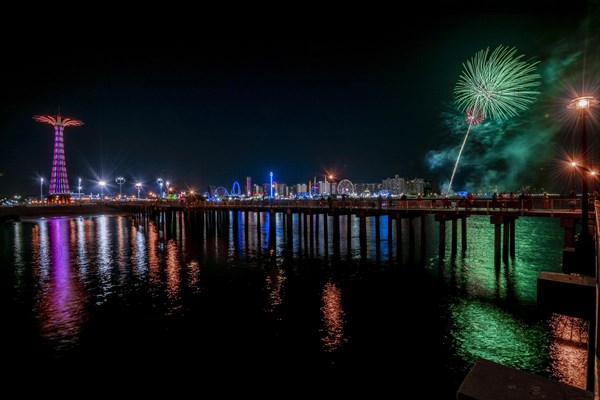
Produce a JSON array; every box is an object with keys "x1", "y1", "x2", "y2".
[
  {"x1": 568, "y1": 95, "x2": 598, "y2": 274},
  {"x1": 568, "y1": 96, "x2": 598, "y2": 241},
  {"x1": 135, "y1": 182, "x2": 142, "y2": 199},
  {"x1": 116, "y1": 176, "x2": 125, "y2": 197},
  {"x1": 78, "y1": 177, "x2": 82, "y2": 199},
  {"x1": 40, "y1": 177, "x2": 44, "y2": 201},
  {"x1": 99, "y1": 180, "x2": 106, "y2": 198},
  {"x1": 166, "y1": 181, "x2": 170, "y2": 198},
  {"x1": 157, "y1": 178, "x2": 163, "y2": 198}
]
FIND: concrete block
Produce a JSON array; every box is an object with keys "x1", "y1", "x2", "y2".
[{"x1": 457, "y1": 358, "x2": 592, "y2": 400}]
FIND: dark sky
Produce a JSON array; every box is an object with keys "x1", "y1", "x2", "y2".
[{"x1": 1, "y1": 1, "x2": 598, "y2": 197}]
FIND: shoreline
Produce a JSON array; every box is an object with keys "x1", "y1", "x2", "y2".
[{"x1": 0, "y1": 203, "x2": 134, "y2": 219}]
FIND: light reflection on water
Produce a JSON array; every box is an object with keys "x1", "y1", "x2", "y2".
[
  {"x1": 320, "y1": 280, "x2": 346, "y2": 352},
  {"x1": 0, "y1": 211, "x2": 587, "y2": 395},
  {"x1": 548, "y1": 313, "x2": 589, "y2": 389},
  {"x1": 35, "y1": 217, "x2": 87, "y2": 352}
]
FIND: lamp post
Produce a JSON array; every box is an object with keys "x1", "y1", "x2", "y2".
[
  {"x1": 568, "y1": 95, "x2": 598, "y2": 276},
  {"x1": 99, "y1": 180, "x2": 106, "y2": 198},
  {"x1": 116, "y1": 176, "x2": 125, "y2": 197},
  {"x1": 568, "y1": 96, "x2": 598, "y2": 242},
  {"x1": 135, "y1": 182, "x2": 142, "y2": 199},
  {"x1": 40, "y1": 177, "x2": 44, "y2": 201},
  {"x1": 157, "y1": 178, "x2": 163, "y2": 198}
]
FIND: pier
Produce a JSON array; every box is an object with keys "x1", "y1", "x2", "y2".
[{"x1": 116, "y1": 196, "x2": 595, "y2": 271}]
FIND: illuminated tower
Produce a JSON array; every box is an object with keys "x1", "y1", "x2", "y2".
[
  {"x1": 33, "y1": 114, "x2": 84, "y2": 202},
  {"x1": 246, "y1": 176, "x2": 252, "y2": 197}
]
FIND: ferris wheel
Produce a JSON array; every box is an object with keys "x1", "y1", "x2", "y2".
[
  {"x1": 214, "y1": 186, "x2": 230, "y2": 198},
  {"x1": 337, "y1": 179, "x2": 355, "y2": 195}
]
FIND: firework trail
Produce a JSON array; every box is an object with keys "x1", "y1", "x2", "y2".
[{"x1": 447, "y1": 109, "x2": 484, "y2": 196}]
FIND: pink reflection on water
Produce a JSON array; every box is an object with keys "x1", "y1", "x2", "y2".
[
  {"x1": 320, "y1": 280, "x2": 347, "y2": 352},
  {"x1": 34, "y1": 217, "x2": 87, "y2": 351},
  {"x1": 547, "y1": 313, "x2": 589, "y2": 389}
]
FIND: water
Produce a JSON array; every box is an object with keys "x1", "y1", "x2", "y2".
[{"x1": 0, "y1": 211, "x2": 589, "y2": 396}]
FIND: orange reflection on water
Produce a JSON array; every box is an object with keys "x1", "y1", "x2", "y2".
[
  {"x1": 547, "y1": 313, "x2": 589, "y2": 390},
  {"x1": 116, "y1": 217, "x2": 127, "y2": 276},
  {"x1": 264, "y1": 265, "x2": 286, "y2": 313},
  {"x1": 320, "y1": 280, "x2": 346, "y2": 352},
  {"x1": 147, "y1": 221, "x2": 160, "y2": 285},
  {"x1": 187, "y1": 260, "x2": 201, "y2": 294},
  {"x1": 165, "y1": 239, "x2": 181, "y2": 304}
]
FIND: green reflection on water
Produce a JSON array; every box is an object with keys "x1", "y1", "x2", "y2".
[
  {"x1": 450, "y1": 299, "x2": 550, "y2": 372},
  {"x1": 433, "y1": 215, "x2": 567, "y2": 379}
]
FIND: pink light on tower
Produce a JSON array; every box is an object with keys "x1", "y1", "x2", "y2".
[{"x1": 33, "y1": 114, "x2": 84, "y2": 196}]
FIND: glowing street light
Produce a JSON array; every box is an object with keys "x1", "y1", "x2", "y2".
[
  {"x1": 116, "y1": 176, "x2": 126, "y2": 196},
  {"x1": 40, "y1": 177, "x2": 44, "y2": 200},
  {"x1": 135, "y1": 182, "x2": 142, "y2": 199},
  {"x1": 78, "y1": 177, "x2": 82, "y2": 199},
  {"x1": 157, "y1": 178, "x2": 164, "y2": 198},
  {"x1": 99, "y1": 180, "x2": 106, "y2": 198}
]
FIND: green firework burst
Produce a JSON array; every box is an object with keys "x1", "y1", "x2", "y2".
[{"x1": 454, "y1": 45, "x2": 541, "y2": 121}]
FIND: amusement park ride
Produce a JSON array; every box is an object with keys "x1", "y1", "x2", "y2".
[{"x1": 33, "y1": 113, "x2": 83, "y2": 204}]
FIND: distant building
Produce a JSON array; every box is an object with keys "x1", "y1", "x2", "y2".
[
  {"x1": 354, "y1": 182, "x2": 382, "y2": 196},
  {"x1": 318, "y1": 181, "x2": 333, "y2": 195},
  {"x1": 405, "y1": 178, "x2": 425, "y2": 195},
  {"x1": 277, "y1": 183, "x2": 288, "y2": 197},
  {"x1": 252, "y1": 184, "x2": 263, "y2": 197},
  {"x1": 423, "y1": 180, "x2": 433, "y2": 195},
  {"x1": 382, "y1": 174, "x2": 405, "y2": 196},
  {"x1": 246, "y1": 176, "x2": 252, "y2": 197},
  {"x1": 294, "y1": 183, "x2": 308, "y2": 196},
  {"x1": 262, "y1": 183, "x2": 271, "y2": 197}
]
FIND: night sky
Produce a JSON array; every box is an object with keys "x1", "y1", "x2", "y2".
[{"x1": 1, "y1": 2, "x2": 598, "y2": 197}]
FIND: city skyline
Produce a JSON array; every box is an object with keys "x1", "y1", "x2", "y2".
[{"x1": 1, "y1": 3, "x2": 598, "y2": 197}]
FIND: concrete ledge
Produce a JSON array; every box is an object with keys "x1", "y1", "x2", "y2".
[
  {"x1": 457, "y1": 358, "x2": 592, "y2": 400},
  {"x1": 537, "y1": 271, "x2": 595, "y2": 319}
]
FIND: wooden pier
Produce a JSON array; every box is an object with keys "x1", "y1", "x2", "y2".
[{"x1": 121, "y1": 196, "x2": 594, "y2": 269}]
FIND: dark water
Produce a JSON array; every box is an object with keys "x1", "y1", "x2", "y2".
[{"x1": 0, "y1": 211, "x2": 589, "y2": 396}]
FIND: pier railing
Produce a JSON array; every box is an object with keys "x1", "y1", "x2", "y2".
[{"x1": 129, "y1": 196, "x2": 595, "y2": 217}]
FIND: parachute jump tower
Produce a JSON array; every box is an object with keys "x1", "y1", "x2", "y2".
[{"x1": 33, "y1": 114, "x2": 84, "y2": 203}]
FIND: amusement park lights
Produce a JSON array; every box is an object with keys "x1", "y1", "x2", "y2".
[
  {"x1": 99, "y1": 180, "x2": 106, "y2": 197},
  {"x1": 33, "y1": 114, "x2": 83, "y2": 200},
  {"x1": 135, "y1": 182, "x2": 142, "y2": 199}
]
